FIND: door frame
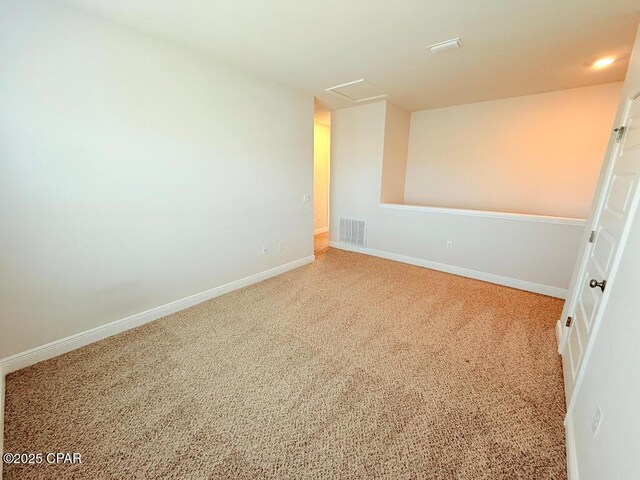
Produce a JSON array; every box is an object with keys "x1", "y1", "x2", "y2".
[{"x1": 560, "y1": 91, "x2": 640, "y2": 415}]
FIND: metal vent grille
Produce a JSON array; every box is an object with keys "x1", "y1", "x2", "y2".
[{"x1": 339, "y1": 218, "x2": 367, "y2": 247}]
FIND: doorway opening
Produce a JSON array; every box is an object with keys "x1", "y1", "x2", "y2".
[{"x1": 314, "y1": 99, "x2": 331, "y2": 256}]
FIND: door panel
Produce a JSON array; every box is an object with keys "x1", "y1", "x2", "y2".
[
  {"x1": 591, "y1": 228, "x2": 615, "y2": 274},
  {"x1": 605, "y1": 174, "x2": 635, "y2": 217},
  {"x1": 567, "y1": 325, "x2": 582, "y2": 377},
  {"x1": 578, "y1": 276, "x2": 597, "y2": 331},
  {"x1": 624, "y1": 114, "x2": 640, "y2": 148},
  {"x1": 562, "y1": 92, "x2": 640, "y2": 410}
]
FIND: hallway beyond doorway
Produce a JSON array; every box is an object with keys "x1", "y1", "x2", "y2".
[{"x1": 314, "y1": 232, "x2": 329, "y2": 256}]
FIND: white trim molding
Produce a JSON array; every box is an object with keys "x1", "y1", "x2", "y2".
[
  {"x1": 565, "y1": 415, "x2": 579, "y2": 480},
  {"x1": 0, "y1": 256, "x2": 315, "y2": 375},
  {"x1": 330, "y1": 241, "x2": 566, "y2": 298},
  {"x1": 380, "y1": 203, "x2": 587, "y2": 226},
  {"x1": 314, "y1": 227, "x2": 329, "y2": 235}
]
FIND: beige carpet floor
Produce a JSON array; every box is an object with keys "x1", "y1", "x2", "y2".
[{"x1": 4, "y1": 248, "x2": 567, "y2": 479}]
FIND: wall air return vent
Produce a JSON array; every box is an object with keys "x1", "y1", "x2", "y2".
[
  {"x1": 325, "y1": 79, "x2": 388, "y2": 103},
  {"x1": 339, "y1": 218, "x2": 367, "y2": 247}
]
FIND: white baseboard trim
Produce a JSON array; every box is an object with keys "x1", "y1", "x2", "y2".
[
  {"x1": 329, "y1": 241, "x2": 566, "y2": 299},
  {"x1": 0, "y1": 256, "x2": 315, "y2": 375},
  {"x1": 565, "y1": 415, "x2": 579, "y2": 480},
  {"x1": 314, "y1": 227, "x2": 329, "y2": 235}
]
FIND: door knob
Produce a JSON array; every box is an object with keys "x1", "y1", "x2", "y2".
[{"x1": 589, "y1": 279, "x2": 607, "y2": 292}]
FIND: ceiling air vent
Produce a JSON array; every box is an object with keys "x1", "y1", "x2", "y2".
[
  {"x1": 339, "y1": 218, "x2": 367, "y2": 247},
  {"x1": 426, "y1": 37, "x2": 463, "y2": 55},
  {"x1": 325, "y1": 79, "x2": 388, "y2": 103}
]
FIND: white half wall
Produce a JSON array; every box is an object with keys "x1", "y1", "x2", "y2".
[
  {"x1": 0, "y1": 0, "x2": 313, "y2": 360},
  {"x1": 330, "y1": 101, "x2": 584, "y2": 295}
]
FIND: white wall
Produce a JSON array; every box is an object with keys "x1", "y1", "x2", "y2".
[
  {"x1": 380, "y1": 102, "x2": 410, "y2": 203},
  {"x1": 404, "y1": 83, "x2": 622, "y2": 218},
  {"x1": 0, "y1": 373, "x2": 4, "y2": 478},
  {"x1": 330, "y1": 101, "x2": 584, "y2": 296},
  {"x1": 566, "y1": 23, "x2": 640, "y2": 480},
  {"x1": 0, "y1": 0, "x2": 313, "y2": 360}
]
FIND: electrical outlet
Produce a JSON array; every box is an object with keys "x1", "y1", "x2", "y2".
[
  {"x1": 279, "y1": 241, "x2": 285, "y2": 251},
  {"x1": 446, "y1": 241, "x2": 453, "y2": 250},
  {"x1": 592, "y1": 406, "x2": 602, "y2": 436},
  {"x1": 302, "y1": 193, "x2": 310, "y2": 203},
  {"x1": 262, "y1": 246, "x2": 268, "y2": 255}
]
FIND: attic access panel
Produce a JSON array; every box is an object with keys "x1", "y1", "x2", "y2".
[{"x1": 325, "y1": 79, "x2": 389, "y2": 103}]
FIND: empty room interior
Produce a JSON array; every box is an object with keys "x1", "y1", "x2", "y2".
[{"x1": 2, "y1": 1, "x2": 640, "y2": 479}]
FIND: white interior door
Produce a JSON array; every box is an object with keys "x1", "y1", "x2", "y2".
[{"x1": 562, "y1": 92, "x2": 640, "y2": 406}]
